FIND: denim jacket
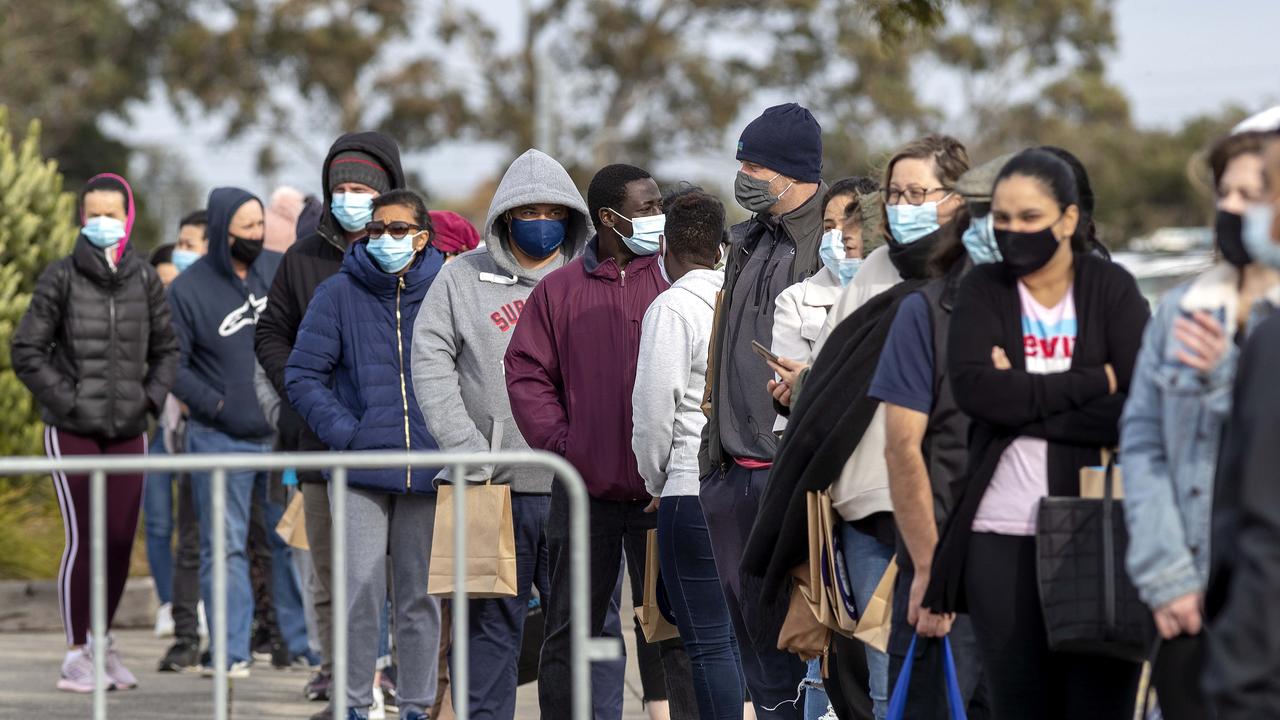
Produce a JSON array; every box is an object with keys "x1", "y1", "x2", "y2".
[{"x1": 1121, "y1": 262, "x2": 1278, "y2": 609}]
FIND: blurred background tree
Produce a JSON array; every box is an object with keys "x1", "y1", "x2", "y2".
[{"x1": 0, "y1": 109, "x2": 79, "y2": 577}]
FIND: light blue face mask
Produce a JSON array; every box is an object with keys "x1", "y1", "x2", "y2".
[
  {"x1": 172, "y1": 248, "x2": 201, "y2": 273},
  {"x1": 887, "y1": 198, "x2": 947, "y2": 245},
  {"x1": 366, "y1": 231, "x2": 422, "y2": 273},
  {"x1": 332, "y1": 192, "x2": 376, "y2": 233},
  {"x1": 961, "y1": 214, "x2": 1002, "y2": 265},
  {"x1": 819, "y1": 229, "x2": 862, "y2": 286},
  {"x1": 609, "y1": 209, "x2": 665, "y2": 256},
  {"x1": 83, "y1": 216, "x2": 126, "y2": 248},
  {"x1": 1243, "y1": 203, "x2": 1280, "y2": 270}
]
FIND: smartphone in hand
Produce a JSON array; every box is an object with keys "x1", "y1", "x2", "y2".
[{"x1": 751, "y1": 340, "x2": 780, "y2": 364}]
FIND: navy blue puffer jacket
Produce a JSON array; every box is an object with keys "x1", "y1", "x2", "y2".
[{"x1": 286, "y1": 241, "x2": 445, "y2": 493}]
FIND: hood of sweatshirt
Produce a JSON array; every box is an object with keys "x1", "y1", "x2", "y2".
[
  {"x1": 205, "y1": 186, "x2": 262, "y2": 281},
  {"x1": 671, "y1": 268, "x2": 724, "y2": 311},
  {"x1": 318, "y1": 132, "x2": 407, "y2": 252},
  {"x1": 483, "y1": 149, "x2": 590, "y2": 284}
]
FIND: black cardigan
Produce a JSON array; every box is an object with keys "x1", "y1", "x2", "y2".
[{"x1": 924, "y1": 253, "x2": 1150, "y2": 613}]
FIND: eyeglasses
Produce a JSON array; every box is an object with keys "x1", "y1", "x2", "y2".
[
  {"x1": 882, "y1": 186, "x2": 951, "y2": 206},
  {"x1": 365, "y1": 221, "x2": 423, "y2": 239}
]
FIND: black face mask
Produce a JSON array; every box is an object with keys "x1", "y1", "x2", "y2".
[
  {"x1": 1215, "y1": 210, "x2": 1251, "y2": 268},
  {"x1": 229, "y1": 235, "x2": 264, "y2": 266},
  {"x1": 995, "y1": 224, "x2": 1063, "y2": 277}
]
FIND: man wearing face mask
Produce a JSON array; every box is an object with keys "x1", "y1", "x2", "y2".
[
  {"x1": 168, "y1": 187, "x2": 283, "y2": 676},
  {"x1": 256, "y1": 132, "x2": 403, "y2": 707},
  {"x1": 700, "y1": 102, "x2": 825, "y2": 718},
  {"x1": 506, "y1": 164, "x2": 686, "y2": 717},
  {"x1": 413, "y1": 149, "x2": 600, "y2": 719}
]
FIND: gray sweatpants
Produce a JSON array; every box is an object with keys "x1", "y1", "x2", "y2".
[{"x1": 336, "y1": 486, "x2": 441, "y2": 715}]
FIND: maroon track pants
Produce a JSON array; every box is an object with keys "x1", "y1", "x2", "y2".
[{"x1": 44, "y1": 426, "x2": 146, "y2": 646}]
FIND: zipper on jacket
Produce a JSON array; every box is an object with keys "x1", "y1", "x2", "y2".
[
  {"x1": 107, "y1": 293, "x2": 117, "y2": 432},
  {"x1": 395, "y1": 277, "x2": 412, "y2": 491},
  {"x1": 751, "y1": 236, "x2": 781, "y2": 309},
  {"x1": 620, "y1": 268, "x2": 626, "y2": 287}
]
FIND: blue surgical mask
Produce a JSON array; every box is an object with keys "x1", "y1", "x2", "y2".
[
  {"x1": 172, "y1": 248, "x2": 201, "y2": 273},
  {"x1": 510, "y1": 218, "x2": 566, "y2": 260},
  {"x1": 961, "y1": 214, "x2": 1002, "y2": 265},
  {"x1": 819, "y1": 229, "x2": 862, "y2": 286},
  {"x1": 332, "y1": 192, "x2": 376, "y2": 233},
  {"x1": 887, "y1": 199, "x2": 947, "y2": 245},
  {"x1": 1243, "y1": 203, "x2": 1280, "y2": 270},
  {"x1": 609, "y1": 209, "x2": 665, "y2": 256},
  {"x1": 83, "y1": 216, "x2": 126, "y2": 248},
  {"x1": 366, "y1": 231, "x2": 422, "y2": 273}
]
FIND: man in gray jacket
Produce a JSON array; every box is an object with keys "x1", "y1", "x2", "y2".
[{"x1": 412, "y1": 148, "x2": 625, "y2": 719}]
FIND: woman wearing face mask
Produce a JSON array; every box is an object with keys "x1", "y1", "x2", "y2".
[
  {"x1": 770, "y1": 177, "x2": 880, "y2": 382},
  {"x1": 1119, "y1": 130, "x2": 1275, "y2": 720},
  {"x1": 924, "y1": 150, "x2": 1151, "y2": 719},
  {"x1": 287, "y1": 189, "x2": 446, "y2": 720},
  {"x1": 11, "y1": 173, "x2": 180, "y2": 692}
]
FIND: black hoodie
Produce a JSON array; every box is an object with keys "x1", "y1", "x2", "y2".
[
  {"x1": 255, "y1": 132, "x2": 406, "y2": 466},
  {"x1": 169, "y1": 187, "x2": 282, "y2": 441}
]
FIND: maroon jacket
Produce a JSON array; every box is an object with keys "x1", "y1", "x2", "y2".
[{"x1": 504, "y1": 237, "x2": 668, "y2": 501}]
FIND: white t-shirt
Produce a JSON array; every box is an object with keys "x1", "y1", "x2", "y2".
[{"x1": 972, "y1": 282, "x2": 1077, "y2": 535}]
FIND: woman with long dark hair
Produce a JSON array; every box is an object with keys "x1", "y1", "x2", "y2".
[{"x1": 925, "y1": 149, "x2": 1150, "y2": 718}]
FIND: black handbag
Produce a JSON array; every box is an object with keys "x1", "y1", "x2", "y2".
[
  {"x1": 1035, "y1": 454, "x2": 1155, "y2": 663},
  {"x1": 518, "y1": 594, "x2": 545, "y2": 686}
]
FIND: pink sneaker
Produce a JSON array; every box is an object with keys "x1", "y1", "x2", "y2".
[
  {"x1": 56, "y1": 648, "x2": 102, "y2": 694},
  {"x1": 105, "y1": 638, "x2": 138, "y2": 690}
]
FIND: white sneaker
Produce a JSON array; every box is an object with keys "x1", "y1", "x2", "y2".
[
  {"x1": 369, "y1": 685, "x2": 386, "y2": 720},
  {"x1": 201, "y1": 660, "x2": 252, "y2": 679},
  {"x1": 104, "y1": 637, "x2": 138, "y2": 690},
  {"x1": 197, "y1": 601, "x2": 208, "y2": 638},
  {"x1": 154, "y1": 603, "x2": 175, "y2": 638},
  {"x1": 56, "y1": 648, "x2": 99, "y2": 694}
]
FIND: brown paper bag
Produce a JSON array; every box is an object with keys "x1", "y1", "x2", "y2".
[
  {"x1": 634, "y1": 529, "x2": 680, "y2": 643},
  {"x1": 1080, "y1": 448, "x2": 1124, "y2": 499},
  {"x1": 779, "y1": 566, "x2": 831, "y2": 660},
  {"x1": 853, "y1": 557, "x2": 897, "y2": 653},
  {"x1": 819, "y1": 492, "x2": 859, "y2": 637},
  {"x1": 803, "y1": 491, "x2": 836, "y2": 628},
  {"x1": 274, "y1": 490, "x2": 309, "y2": 550},
  {"x1": 427, "y1": 482, "x2": 518, "y2": 598}
]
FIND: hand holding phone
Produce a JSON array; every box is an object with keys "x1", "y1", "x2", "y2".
[{"x1": 751, "y1": 340, "x2": 780, "y2": 364}]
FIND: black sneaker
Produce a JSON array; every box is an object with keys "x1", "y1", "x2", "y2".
[
  {"x1": 157, "y1": 638, "x2": 201, "y2": 673},
  {"x1": 304, "y1": 670, "x2": 331, "y2": 702}
]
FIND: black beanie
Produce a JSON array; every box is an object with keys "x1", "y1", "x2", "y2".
[
  {"x1": 329, "y1": 150, "x2": 391, "y2": 194},
  {"x1": 735, "y1": 103, "x2": 823, "y2": 183}
]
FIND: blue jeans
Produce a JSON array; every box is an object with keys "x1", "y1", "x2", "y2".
[
  {"x1": 701, "y1": 464, "x2": 807, "y2": 718},
  {"x1": 803, "y1": 658, "x2": 831, "y2": 719},
  {"x1": 143, "y1": 431, "x2": 175, "y2": 605},
  {"x1": 840, "y1": 523, "x2": 894, "y2": 720},
  {"x1": 187, "y1": 421, "x2": 270, "y2": 665},
  {"x1": 658, "y1": 495, "x2": 743, "y2": 720},
  {"x1": 258, "y1": 474, "x2": 312, "y2": 658}
]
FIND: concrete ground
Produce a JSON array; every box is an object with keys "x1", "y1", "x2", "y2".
[{"x1": 0, "y1": 628, "x2": 650, "y2": 719}]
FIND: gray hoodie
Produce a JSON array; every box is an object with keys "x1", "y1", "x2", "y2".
[{"x1": 411, "y1": 149, "x2": 589, "y2": 493}]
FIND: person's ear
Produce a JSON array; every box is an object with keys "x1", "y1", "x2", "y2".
[
  {"x1": 415, "y1": 230, "x2": 431, "y2": 253},
  {"x1": 600, "y1": 208, "x2": 617, "y2": 229},
  {"x1": 1059, "y1": 205, "x2": 1080, "y2": 243}
]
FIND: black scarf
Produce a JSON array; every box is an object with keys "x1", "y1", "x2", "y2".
[
  {"x1": 886, "y1": 226, "x2": 945, "y2": 279},
  {"x1": 737, "y1": 279, "x2": 927, "y2": 651}
]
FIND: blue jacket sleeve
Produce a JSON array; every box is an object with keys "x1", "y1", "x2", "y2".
[
  {"x1": 168, "y1": 284, "x2": 224, "y2": 420},
  {"x1": 1120, "y1": 291, "x2": 1201, "y2": 608},
  {"x1": 285, "y1": 285, "x2": 360, "y2": 451}
]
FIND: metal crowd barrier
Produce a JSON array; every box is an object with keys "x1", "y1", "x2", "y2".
[{"x1": 0, "y1": 450, "x2": 620, "y2": 720}]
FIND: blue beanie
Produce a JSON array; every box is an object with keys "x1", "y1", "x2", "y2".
[{"x1": 735, "y1": 103, "x2": 823, "y2": 183}]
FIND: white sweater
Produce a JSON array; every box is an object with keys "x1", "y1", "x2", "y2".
[{"x1": 632, "y1": 268, "x2": 724, "y2": 497}]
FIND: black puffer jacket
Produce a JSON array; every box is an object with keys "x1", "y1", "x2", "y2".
[
  {"x1": 11, "y1": 236, "x2": 180, "y2": 440},
  {"x1": 255, "y1": 132, "x2": 406, "y2": 476}
]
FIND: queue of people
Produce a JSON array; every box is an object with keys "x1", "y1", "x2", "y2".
[{"x1": 10, "y1": 103, "x2": 1280, "y2": 720}]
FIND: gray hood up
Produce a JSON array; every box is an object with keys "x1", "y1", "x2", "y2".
[{"x1": 483, "y1": 148, "x2": 590, "y2": 285}]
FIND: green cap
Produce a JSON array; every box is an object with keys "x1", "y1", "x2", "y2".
[{"x1": 954, "y1": 152, "x2": 1016, "y2": 201}]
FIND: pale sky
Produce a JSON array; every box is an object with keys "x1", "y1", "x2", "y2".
[{"x1": 104, "y1": 0, "x2": 1280, "y2": 208}]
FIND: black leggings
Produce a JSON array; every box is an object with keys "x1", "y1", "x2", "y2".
[{"x1": 964, "y1": 532, "x2": 1141, "y2": 720}]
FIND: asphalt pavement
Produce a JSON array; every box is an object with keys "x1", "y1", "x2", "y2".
[{"x1": 0, "y1": 628, "x2": 649, "y2": 719}]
